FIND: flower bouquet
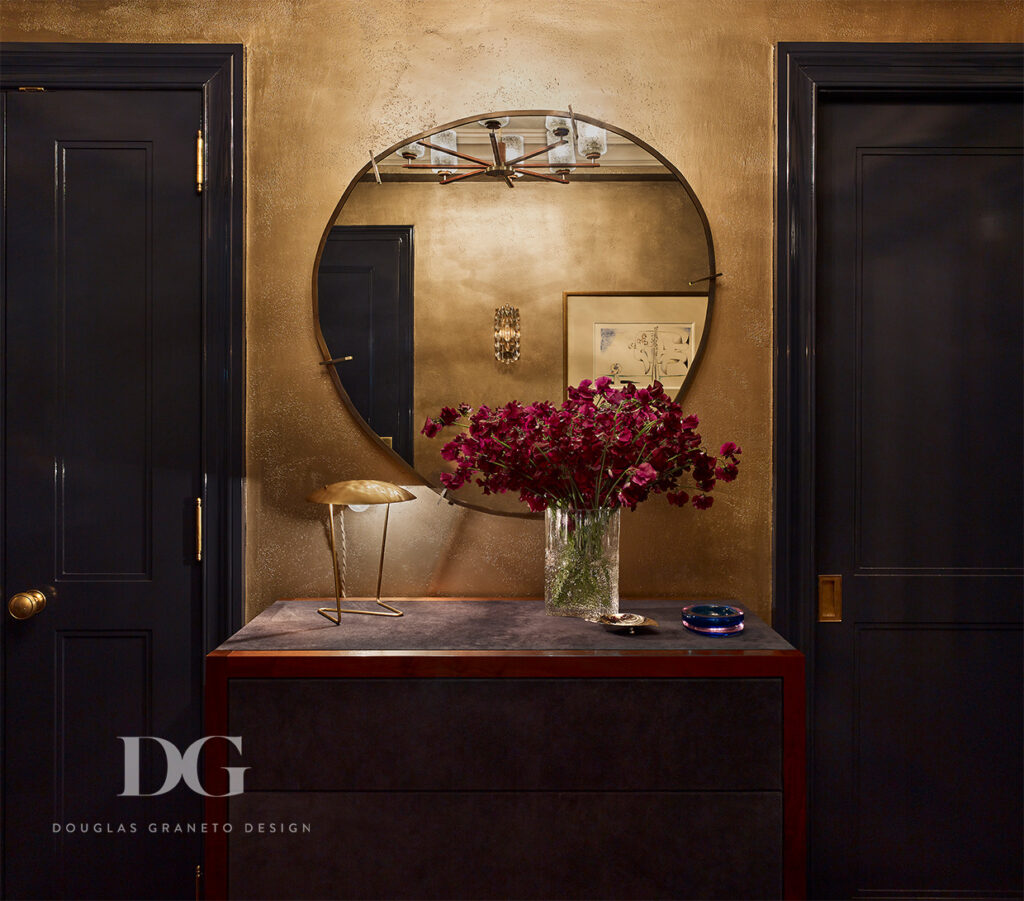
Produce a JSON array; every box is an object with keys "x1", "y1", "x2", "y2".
[{"x1": 423, "y1": 377, "x2": 741, "y2": 619}]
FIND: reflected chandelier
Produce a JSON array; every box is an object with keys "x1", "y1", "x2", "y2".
[{"x1": 399, "y1": 116, "x2": 608, "y2": 188}]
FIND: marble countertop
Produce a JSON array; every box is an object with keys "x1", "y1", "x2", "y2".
[{"x1": 215, "y1": 599, "x2": 797, "y2": 653}]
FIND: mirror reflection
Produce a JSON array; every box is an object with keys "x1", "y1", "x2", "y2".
[{"x1": 316, "y1": 112, "x2": 714, "y2": 515}]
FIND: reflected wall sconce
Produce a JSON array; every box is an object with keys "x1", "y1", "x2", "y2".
[
  {"x1": 306, "y1": 479, "x2": 415, "y2": 624},
  {"x1": 494, "y1": 305, "x2": 521, "y2": 363}
]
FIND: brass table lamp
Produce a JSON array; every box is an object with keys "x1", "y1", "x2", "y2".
[{"x1": 307, "y1": 480, "x2": 416, "y2": 624}]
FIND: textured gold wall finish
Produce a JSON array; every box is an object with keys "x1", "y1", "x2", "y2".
[
  {"x1": 3, "y1": 1, "x2": 1018, "y2": 622},
  {"x1": 334, "y1": 176, "x2": 708, "y2": 514}
]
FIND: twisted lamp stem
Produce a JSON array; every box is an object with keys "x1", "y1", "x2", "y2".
[{"x1": 318, "y1": 501, "x2": 403, "y2": 622}]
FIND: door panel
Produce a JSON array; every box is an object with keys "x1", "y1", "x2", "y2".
[
  {"x1": 813, "y1": 96, "x2": 1023, "y2": 897},
  {"x1": 4, "y1": 89, "x2": 203, "y2": 899},
  {"x1": 60, "y1": 141, "x2": 154, "y2": 577},
  {"x1": 854, "y1": 147, "x2": 1022, "y2": 574},
  {"x1": 855, "y1": 624, "x2": 1023, "y2": 890}
]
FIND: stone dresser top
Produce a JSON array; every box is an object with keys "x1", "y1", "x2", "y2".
[{"x1": 215, "y1": 599, "x2": 796, "y2": 653}]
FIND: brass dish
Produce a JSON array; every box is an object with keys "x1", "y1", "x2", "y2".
[{"x1": 597, "y1": 612, "x2": 659, "y2": 634}]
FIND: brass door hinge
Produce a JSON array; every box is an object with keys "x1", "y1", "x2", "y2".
[
  {"x1": 194, "y1": 864, "x2": 202, "y2": 900},
  {"x1": 196, "y1": 129, "x2": 204, "y2": 194},
  {"x1": 195, "y1": 497, "x2": 203, "y2": 563},
  {"x1": 818, "y1": 574, "x2": 842, "y2": 622}
]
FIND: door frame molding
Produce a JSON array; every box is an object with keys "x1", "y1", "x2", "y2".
[
  {"x1": 773, "y1": 42, "x2": 1022, "y2": 654},
  {"x1": 773, "y1": 42, "x2": 1023, "y2": 886},
  {"x1": 0, "y1": 44, "x2": 245, "y2": 643},
  {"x1": 1, "y1": 47, "x2": 244, "y2": 888}
]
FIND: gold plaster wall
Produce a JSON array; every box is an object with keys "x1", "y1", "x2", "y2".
[
  {"x1": 2, "y1": 0, "x2": 1019, "y2": 623},
  {"x1": 334, "y1": 176, "x2": 708, "y2": 513}
]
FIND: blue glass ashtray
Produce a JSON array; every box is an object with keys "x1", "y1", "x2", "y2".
[{"x1": 680, "y1": 604, "x2": 745, "y2": 636}]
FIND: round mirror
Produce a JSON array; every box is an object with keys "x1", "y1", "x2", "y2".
[{"x1": 314, "y1": 111, "x2": 715, "y2": 516}]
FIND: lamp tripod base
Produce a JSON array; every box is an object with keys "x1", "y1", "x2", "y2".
[{"x1": 317, "y1": 599, "x2": 404, "y2": 624}]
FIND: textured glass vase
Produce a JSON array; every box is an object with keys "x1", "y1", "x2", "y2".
[{"x1": 544, "y1": 507, "x2": 620, "y2": 620}]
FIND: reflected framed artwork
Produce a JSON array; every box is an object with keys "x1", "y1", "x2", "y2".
[{"x1": 563, "y1": 292, "x2": 709, "y2": 397}]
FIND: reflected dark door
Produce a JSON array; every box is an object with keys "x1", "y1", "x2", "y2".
[
  {"x1": 317, "y1": 225, "x2": 414, "y2": 463},
  {"x1": 3, "y1": 89, "x2": 203, "y2": 898},
  {"x1": 813, "y1": 95, "x2": 1023, "y2": 896}
]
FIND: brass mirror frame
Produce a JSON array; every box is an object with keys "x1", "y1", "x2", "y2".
[{"x1": 312, "y1": 109, "x2": 717, "y2": 519}]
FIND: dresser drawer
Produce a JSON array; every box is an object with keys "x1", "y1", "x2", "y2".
[
  {"x1": 227, "y1": 789, "x2": 783, "y2": 900},
  {"x1": 229, "y1": 677, "x2": 782, "y2": 792}
]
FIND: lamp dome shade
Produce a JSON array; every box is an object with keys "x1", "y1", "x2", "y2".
[{"x1": 307, "y1": 480, "x2": 415, "y2": 506}]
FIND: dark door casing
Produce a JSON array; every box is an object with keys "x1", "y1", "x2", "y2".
[
  {"x1": 776, "y1": 44, "x2": 1023, "y2": 899},
  {"x1": 1, "y1": 46, "x2": 244, "y2": 900}
]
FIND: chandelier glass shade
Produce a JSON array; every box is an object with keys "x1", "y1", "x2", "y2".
[
  {"x1": 576, "y1": 122, "x2": 608, "y2": 160},
  {"x1": 500, "y1": 133, "x2": 525, "y2": 166},
  {"x1": 544, "y1": 115, "x2": 572, "y2": 137},
  {"x1": 546, "y1": 130, "x2": 577, "y2": 173},
  {"x1": 429, "y1": 129, "x2": 460, "y2": 175},
  {"x1": 399, "y1": 141, "x2": 426, "y2": 161}
]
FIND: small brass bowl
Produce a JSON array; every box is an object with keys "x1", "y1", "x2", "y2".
[{"x1": 597, "y1": 612, "x2": 659, "y2": 634}]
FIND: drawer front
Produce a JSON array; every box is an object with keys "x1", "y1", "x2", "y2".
[
  {"x1": 227, "y1": 790, "x2": 783, "y2": 900},
  {"x1": 229, "y1": 677, "x2": 782, "y2": 791}
]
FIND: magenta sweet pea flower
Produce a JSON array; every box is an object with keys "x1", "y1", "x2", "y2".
[
  {"x1": 632, "y1": 462, "x2": 657, "y2": 486},
  {"x1": 422, "y1": 379, "x2": 740, "y2": 513}
]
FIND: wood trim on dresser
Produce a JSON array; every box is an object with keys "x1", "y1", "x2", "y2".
[
  {"x1": 205, "y1": 641, "x2": 806, "y2": 899},
  {"x1": 204, "y1": 651, "x2": 231, "y2": 901}
]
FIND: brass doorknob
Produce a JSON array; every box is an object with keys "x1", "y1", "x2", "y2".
[{"x1": 8, "y1": 589, "x2": 47, "y2": 620}]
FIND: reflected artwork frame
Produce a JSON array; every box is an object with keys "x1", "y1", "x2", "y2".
[{"x1": 563, "y1": 292, "x2": 710, "y2": 398}]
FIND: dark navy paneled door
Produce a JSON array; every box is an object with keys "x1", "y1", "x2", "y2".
[
  {"x1": 3, "y1": 89, "x2": 204, "y2": 898},
  {"x1": 813, "y1": 95, "x2": 1023, "y2": 897}
]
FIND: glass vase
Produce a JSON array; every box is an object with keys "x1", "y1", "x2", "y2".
[{"x1": 544, "y1": 507, "x2": 620, "y2": 620}]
